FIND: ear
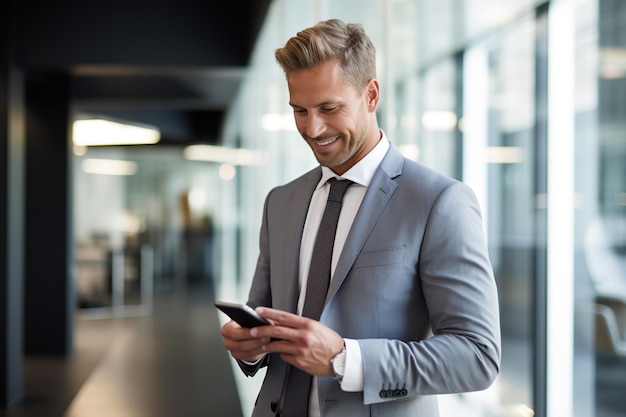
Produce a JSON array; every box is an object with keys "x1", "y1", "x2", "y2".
[{"x1": 365, "y1": 78, "x2": 380, "y2": 112}]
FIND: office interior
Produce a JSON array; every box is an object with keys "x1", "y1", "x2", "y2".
[{"x1": 1, "y1": 0, "x2": 625, "y2": 416}]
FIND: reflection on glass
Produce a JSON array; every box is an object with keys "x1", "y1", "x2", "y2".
[
  {"x1": 465, "y1": 15, "x2": 537, "y2": 416},
  {"x1": 575, "y1": 0, "x2": 626, "y2": 416},
  {"x1": 419, "y1": 59, "x2": 459, "y2": 178}
]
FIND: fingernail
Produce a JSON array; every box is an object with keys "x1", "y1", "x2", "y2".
[
  {"x1": 261, "y1": 337, "x2": 270, "y2": 344},
  {"x1": 250, "y1": 327, "x2": 258, "y2": 337}
]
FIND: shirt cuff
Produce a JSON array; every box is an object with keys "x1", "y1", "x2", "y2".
[
  {"x1": 340, "y1": 338, "x2": 364, "y2": 392},
  {"x1": 241, "y1": 356, "x2": 265, "y2": 366}
]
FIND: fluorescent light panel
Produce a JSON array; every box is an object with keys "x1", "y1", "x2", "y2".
[
  {"x1": 398, "y1": 143, "x2": 420, "y2": 161},
  {"x1": 421, "y1": 111, "x2": 458, "y2": 131},
  {"x1": 184, "y1": 144, "x2": 265, "y2": 166},
  {"x1": 82, "y1": 158, "x2": 138, "y2": 176},
  {"x1": 600, "y1": 47, "x2": 626, "y2": 79},
  {"x1": 73, "y1": 119, "x2": 160, "y2": 146},
  {"x1": 261, "y1": 113, "x2": 297, "y2": 132},
  {"x1": 484, "y1": 146, "x2": 523, "y2": 164}
]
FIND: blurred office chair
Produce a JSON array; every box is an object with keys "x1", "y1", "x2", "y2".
[
  {"x1": 584, "y1": 216, "x2": 626, "y2": 301},
  {"x1": 583, "y1": 215, "x2": 626, "y2": 356},
  {"x1": 593, "y1": 302, "x2": 626, "y2": 356}
]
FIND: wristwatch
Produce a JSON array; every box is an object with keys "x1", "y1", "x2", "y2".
[{"x1": 330, "y1": 344, "x2": 346, "y2": 383}]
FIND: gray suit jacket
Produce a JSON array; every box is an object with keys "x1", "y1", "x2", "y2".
[{"x1": 242, "y1": 143, "x2": 501, "y2": 417}]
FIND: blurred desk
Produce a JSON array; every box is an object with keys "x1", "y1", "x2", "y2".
[{"x1": 75, "y1": 245, "x2": 153, "y2": 319}]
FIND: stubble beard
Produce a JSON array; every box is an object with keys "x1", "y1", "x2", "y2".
[{"x1": 314, "y1": 122, "x2": 369, "y2": 169}]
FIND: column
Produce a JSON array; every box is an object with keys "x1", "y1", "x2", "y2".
[
  {"x1": 0, "y1": 0, "x2": 25, "y2": 407},
  {"x1": 23, "y1": 71, "x2": 74, "y2": 356}
]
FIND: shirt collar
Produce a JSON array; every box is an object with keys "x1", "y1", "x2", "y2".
[{"x1": 317, "y1": 130, "x2": 390, "y2": 189}]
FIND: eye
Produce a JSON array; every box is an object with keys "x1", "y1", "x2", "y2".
[
  {"x1": 321, "y1": 106, "x2": 338, "y2": 113},
  {"x1": 293, "y1": 109, "x2": 306, "y2": 115}
]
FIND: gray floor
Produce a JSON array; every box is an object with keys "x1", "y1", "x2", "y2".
[
  {"x1": 4, "y1": 281, "x2": 625, "y2": 417},
  {"x1": 1, "y1": 283, "x2": 243, "y2": 417}
]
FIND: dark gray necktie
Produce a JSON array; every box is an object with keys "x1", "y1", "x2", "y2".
[{"x1": 278, "y1": 177, "x2": 353, "y2": 417}]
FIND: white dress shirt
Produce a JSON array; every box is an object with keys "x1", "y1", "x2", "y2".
[{"x1": 298, "y1": 132, "x2": 390, "y2": 417}]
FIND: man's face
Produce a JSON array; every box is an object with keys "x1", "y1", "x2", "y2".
[{"x1": 287, "y1": 59, "x2": 379, "y2": 175}]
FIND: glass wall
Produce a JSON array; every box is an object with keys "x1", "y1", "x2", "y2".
[
  {"x1": 571, "y1": 0, "x2": 626, "y2": 416},
  {"x1": 464, "y1": 14, "x2": 539, "y2": 416}
]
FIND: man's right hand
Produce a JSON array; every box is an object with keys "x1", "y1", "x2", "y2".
[{"x1": 220, "y1": 320, "x2": 272, "y2": 363}]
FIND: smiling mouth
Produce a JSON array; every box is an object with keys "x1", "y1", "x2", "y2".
[{"x1": 316, "y1": 136, "x2": 339, "y2": 146}]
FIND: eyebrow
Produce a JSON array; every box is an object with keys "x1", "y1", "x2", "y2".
[{"x1": 289, "y1": 99, "x2": 341, "y2": 109}]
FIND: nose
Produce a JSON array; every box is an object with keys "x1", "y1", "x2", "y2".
[{"x1": 303, "y1": 113, "x2": 326, "y2": 139}]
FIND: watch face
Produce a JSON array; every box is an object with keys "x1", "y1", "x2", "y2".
[{"x1": 332, "y1": 350, "x2": 346, "y2": 376}]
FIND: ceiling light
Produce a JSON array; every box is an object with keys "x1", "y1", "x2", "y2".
[
  {"x1": 73, "y1": 119, "x2": 160, "y2": 146},
  {"x1": 421, "y1": 111, "x2": 458, "y2": 131},
  {"x1": 261, "y1": 113, "x2": 297, "y2": 132},
  {"x1": 398, "y1": 144, "x2": 420, "y2": 161},
  {"x1": 184, "y1": 144, "x2": 265, "y2": 166},
  {"x1": 81, "y1": 158, "x2": 138, "y2": 176},
  {"x1": 484, "y1": 146, "x2": 523, "y2": 164},
  {"x1": 600, "y1": 47, "x2": 626, "y2": 79},
  {"x1": 218, "y1": 164, "x2": 236, "y2": 181}
]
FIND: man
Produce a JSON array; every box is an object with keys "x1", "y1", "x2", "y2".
[{"x1": 220, "y1": 18, "x2": 500, "y2": 417}]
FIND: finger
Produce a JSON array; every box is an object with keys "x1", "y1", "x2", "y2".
[
  {"x1": 256, "y1": 307, "x2": 309, "y2": 328},
  {"x1": 249, "y1": 322, "x2": 308, "y2": 344},
  {"x1": 221, "y1": 320, "x2": 248, "y2": 340},
  {"x1": 222, "y1": 321, "x2": 271, "y2": 346},
  {"x1": 223, "y1": 334, "x2": 268, "y2": 350}
]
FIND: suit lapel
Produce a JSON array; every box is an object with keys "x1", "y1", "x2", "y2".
[{"x1": 326, "y1": 146, "x2": 404, "y2": 301}]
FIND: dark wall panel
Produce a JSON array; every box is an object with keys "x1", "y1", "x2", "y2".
[{"x1": 23, "y1": 72, "x2": 73, "y2": 356}]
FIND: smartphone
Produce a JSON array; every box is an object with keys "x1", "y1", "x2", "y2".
[{"x1": 215, "y1": 301, "x2": 270, "y2": 328}]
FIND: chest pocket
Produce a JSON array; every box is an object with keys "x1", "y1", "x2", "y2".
[{"x1": 352, "y1": 246, "x2": 406, "y2": 269}]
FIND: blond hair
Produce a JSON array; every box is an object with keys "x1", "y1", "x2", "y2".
[{"x1": 275, "y1": 18, "x2": 376, "y2": 91}]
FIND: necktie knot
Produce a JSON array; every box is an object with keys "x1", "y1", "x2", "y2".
[{"x1": 327, "y1": 178, "x2": 353, "y2": 203}]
